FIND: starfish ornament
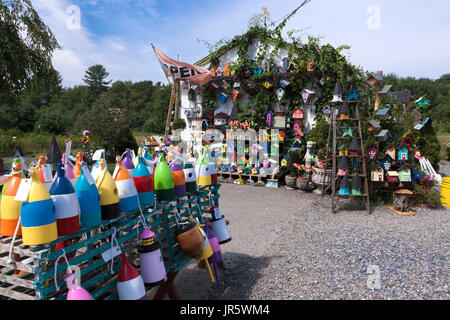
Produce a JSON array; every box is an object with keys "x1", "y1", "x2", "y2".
[
  {"x1": 346, "y1": 87, "x2": 359, "y2": 101},
  {"x1": 342, "y1": 126, "x2": 354, "y2": 138}
]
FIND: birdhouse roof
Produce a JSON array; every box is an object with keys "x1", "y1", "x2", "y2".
[
  {"x1": 375, "y1": 129, "x2": 391, "y2": 138},
  {"x1": 367, "y1": 120, "x2": 381, "y2": 129},
  {"x1": 301, "y1": 89, "x2": 315, "y2": 95},
  {"x1": 375, "y1": 108, "x2": 391, "y2": 116},
  {"x1": 379, "y1": 85, "x2": 392, "y2": 94},
  {"x1": 337, "y1": 156, "x2": 349, "y2": 169},
  {"x1": 381, "y1": 154, "x2": 393, "y2": 161},
  {"x1": 349, "y1": 135, "x2": 361, "y2": 151},
  {"x1": 351, "y1": 172, "x2": 362, "y2": 189},
  {"x1": 340, "y1": 174, "x2": 350, "y2": 188},
  {"x1": 339, "y1": 101, "x2": 351, "y2": 114},
  {"x1": 390, "y1": 90, "x2": 412, "y2": 105},
  {"x1": 333, "y1": 81, "x2": 343, "y2": 95},
  {"x1": 215, "y1": 112, "x2": 229, "y2": 119}
]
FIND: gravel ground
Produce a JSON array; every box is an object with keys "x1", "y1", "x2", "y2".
[{"x1": 156, "y1": 182, "x2": 449, "y2": 300}]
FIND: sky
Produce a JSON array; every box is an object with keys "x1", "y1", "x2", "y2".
[{"x1": 30, "y1": 0, "x2": 450, "y2": 88}]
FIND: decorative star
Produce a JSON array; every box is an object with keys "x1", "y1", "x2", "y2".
[
  {"x1": 342, "y1": 126, "x2": 354, "y2": 138},
  {"x1": 346, "y1": 87, "x2": 359, "y2": 101}
]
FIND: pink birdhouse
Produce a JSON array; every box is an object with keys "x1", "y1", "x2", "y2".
[
  {"x1": 301, "y1": 89, "x2": 315, "y2": 104},
  {"x1": 293, "y1": 109, "x2": 304, "y2": 120},
  {"x1": 216, "y1": 67, "x2": 223, "y2": 77},
  {"x1": 266, "y1": 111, "x2": 273, "y2": 128}
]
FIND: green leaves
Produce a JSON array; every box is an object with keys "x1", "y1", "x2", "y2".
[{"x1": 0, "y1": 0, "x2": 59, "y2": 99}]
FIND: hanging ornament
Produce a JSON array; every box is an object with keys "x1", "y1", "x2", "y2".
[
  {"x1": 276, "y1": 88, "x2": 285, "y2": 101},
  {"x1": 232, "y1": 90, "x2": 239, "y2": 103},
  {"x1": 218, "y1": 92, "x2": 228, "y2": 104}
]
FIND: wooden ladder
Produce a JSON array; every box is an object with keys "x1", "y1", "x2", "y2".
[
  {"x1": 164, "y1": 79, "x2": 180, "y2": 136},
  {"x1": 322, "y1": 101, "x2": 371, "y2": 214}
]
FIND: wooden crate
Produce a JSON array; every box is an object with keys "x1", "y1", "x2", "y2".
[{"x1": 0, "y1": 183, "x2": 221, "y2": 300}]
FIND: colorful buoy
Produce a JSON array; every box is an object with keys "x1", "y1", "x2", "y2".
[
  {"x1": 66, "y1": 272, "x2": 94, "y2": 300},
  {"x1": 132, "y1": 155, "x2": 155, "y2": 207},
  {"x1": 117, "y1": 251, "x2": 147, "y2": 300},
  {"x1": 94, "y1": 159, "x2": 120, "y2": 220},
  {"x1": 142, "y1": 147, "x2": 154, "y2": 173},
  {"x1": 209, "y1": 162, "x2": 217, "y2": 184},
  {"x1": 50, "y1": 164, "x2": 80, "y2": 236},
  {"x1": 113, "y1": 156, "x2": 139, "y2": 213},
  {"x1": 170, "y1": 160, "x2": 186, "y2": 197},
  {"x1": 0, "y1": 160, "x2": 23, "y2": 236},
  {"x1": 195, "y1": 147, "x2": 211, "y2": 187},
  {"x1": 75, "y1": 162, "x2": 102, "y2": 228},
  {"x1": 209, "y1": 206, "x2": 231, "y2": 244},
  {"x1": 138, "y1": 228, "x2": 166, "y2": 286},
  {"x1": 122, "y1": 148, "x2": 135, "y2": 177},
  {"x1": 154, "y1": 157, "x2": 175, "y2": 202},
  {"x1": 20, "y1": 168, "x2": 58, "y2": 246},
  {"x1": 37, "y1": 156, "x2": 53, "y2": 191},
  {"x1": 73, "y1": 152, "x2": 84, "y2": 180},
  {"x1": 183, "y1": 162, "x2": 197, "y2": 193},
  {"x1": 54, "y1": 154, "x2": 76, "y2": 187}
]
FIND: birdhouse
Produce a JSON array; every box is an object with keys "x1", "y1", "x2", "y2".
[
  {"x1": 232, "y1": 89, "x2": 239, "y2": 103},
  {"x1": 273, "y1": 116, "x2": 286, "y2": 128},
  {"x1": 253, "y1": 67, "x2": 263, "y2": 75},
  {"x1": 266, "y1": 111, "x2": 273, "y2": 128},
  {"x1": 278, "y1": 130, "x2": 286, "y2": 142},
  {"x1": 292, "y1": 139, "x2": 302, "y2": 149},
  {"x1": 338, "y1": 174, "x2": 350, "y2": 195},
  {"x1": 227, "y1": 165, "x2": 235, "y2": 173},
  {"x1": 287, "y1": 61, "x2": 297, "y2": 72},
  {"x1": 367, "y1": 120, "x2": 381, "y2": 133},
  {"x1": 271, "y1": 63, "x2": 281, "y2": 73},
  {"x1": 293, "y1": 108, "x2": 304, "y2": 120},
  {"x1": 209, "y1": 65, "x2": 217, "y2": 77},
  {"x1": 218, "y1": 92, "x2": 228, "y2": 104},
  {"x1": 346, "y1": 86, "x2": 359, "y2": 101},
  {"x1": 263, "y1": 81, "x2": 272, "y2": 89},
  {"x1": 385, "y1": 145, "x2": 396, "y2": 160},
  {"x1": 366, "y1": 145, "x2": 377, "y2": 160},
  {"x1": 349, "y1": 135, "x2": 361, "y2": 157},
  {"x1": 339, "y1": 144, "x2": 348, "y2": 156},
  {"x1": 222, "y1": 80, "x2": 231, "y2": 90},
  {"x1": 281, "y1": 57, "x2": 289, "y2": 72},
  {"x1": 252, "y1": 167, "x2": 259, "y2": 174},
  {"x1": 301, "y1": 89, "x2": 315, "y2": 104},
  {"x1": 375, "y1": 107, "x2": 391, "y2": 120},
  {"x1": 331, "y1": 80, "x2": 343, "y2": 103},
  {"x1": 338, "y1": 101, "x2": 351, "y2": 120},
  {"x1": 397, "y1": 145, "x2": 409, "y2": 161},
  {"x1": 414, "y1": 118, "x2": 432, "y2": 131},
  {"x1": 210, "y1": 82, "x2": 219, "y2": 90},
  {"x1": 276, "y1": 88, "x2": 285, "y2": 101},
  {"x1": 280, "y1": 79, "x2": 290, "y2": 88},
  {"x1": 337, "y1": 156, "x2": 349, "y2": 176},
  {"x1": 215, "y1": 67, "x2": 223, "y2": 77},
  {"x1": 351, "y1": 172, "x2": 362, "y2": 195},
  {"x1": 375, "y1": 129, "x2": 391, "y2": 142},
  {"x1": 398, "y1": 168, "x2": 412, "y2": 182},
  {"x1": 367, "y1": 72, "x2": 383, "y2": 87},
  {"x1": 379, "y1": 154, "x2": 393, "y2": 171},
  {"x1": 371, "y1": 166, "x2": 384, "y2": 182},
  {"x1": 323, "y1": 105, "x2": 331, "y2": 115},
  {"x1": 415, "y1": 97, "x2": 430, "y2": 108},
  {"x1": 400, "y1": 131, "x2": 414, "y2": 147},
  {"x1": 386, "y1": 171, "x2": 399, "y2": 183},
  {"x1": 223, "y1": 62, "x2": 231, "y2": 76},
  {"x1": 262, "y1": 61, "x2": 271, "y2": 73}
]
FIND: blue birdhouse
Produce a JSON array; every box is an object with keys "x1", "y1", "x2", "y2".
[
  {"x1": 218, "y1": 92, "x2": 228, "y2": 104},
  {"x1": 338, "y1": 174, "x2": 350, "y2": 196},
  {"x1": 397, "y1": 145, "x2": 409, "y2": 161}
]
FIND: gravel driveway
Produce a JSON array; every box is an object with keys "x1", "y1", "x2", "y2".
[{"x1": 164, "y1": 183, "x2": 449, "y2": 300}]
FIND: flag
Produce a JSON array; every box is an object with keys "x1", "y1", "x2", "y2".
[{"x1": 151, "y1": 43, "x2": 212, "y2": 85}]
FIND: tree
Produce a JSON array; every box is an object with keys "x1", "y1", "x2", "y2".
[
  {"x1": 0, "y1": 0, "x2": 60, "y2": 99},
  {"x1": 83, "y1": 65, "x2": 112, "y2": 96}
]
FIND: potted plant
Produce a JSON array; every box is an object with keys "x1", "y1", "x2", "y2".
[{"x1": 295, "y1": 166, "x2": 310, "y2": 191}]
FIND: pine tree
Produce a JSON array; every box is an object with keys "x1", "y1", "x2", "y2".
[{"x1": 83, "y1": 65, "x2": 112, "y2": 95}]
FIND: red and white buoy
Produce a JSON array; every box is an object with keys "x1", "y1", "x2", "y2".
[{"x1": 117, "y1": 252, "x2": 147, "y2": 300}]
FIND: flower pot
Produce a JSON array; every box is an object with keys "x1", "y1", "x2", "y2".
[
  {"x1": 296, "y1": 177, "x2": 309, "y2": 191},
  {"x1": 284, "y1": 175, "x2": 297, "y2": 189}
]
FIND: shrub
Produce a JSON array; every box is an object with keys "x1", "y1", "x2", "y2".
[
  {"x1": 35, "y1": 109, "x2": 66, "y2": 134},
  {"x1": 172, "y1": 118, "x2": 186, "y2": 130},
  {"x1": 143, "y1": 117, "x2": 165, "y2": 134}
]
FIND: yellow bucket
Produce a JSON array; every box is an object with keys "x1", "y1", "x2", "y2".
[{"x1": 441, "y1": 177, "x2": 450, "y2": 207}]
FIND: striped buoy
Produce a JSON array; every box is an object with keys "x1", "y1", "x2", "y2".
[
  {"x1": 133, "y1": 147, "x2": 142, "y2": 168},
  {"x1": 117, "y1": 252, "x2": 147, "y2": 300},
  {"x1": 122, "y1": 148, "x2": 135, "y2": 177},
  {"x1": 209, "y1": 162, "x2": 218, "y2": 183},
  {"x1": 73, "y1": 152, "x2": 84, "y2": 180},
  {"x1": 75, "y1": 162, "x2": 102, "y2": 228},
  {"x1": 113, "y1": 156, "x2": 139, "y2": 213},
  {"x1": 132, "y1": 155, "x2": 154, "y2": 207},
  {"x1": 21, "y1": 168, "x2": 58, "y2": 246},
  {"x1": 54, "y1": 155, "x2": 76, "y2": 187},
  {"x1": 170, "y1": 160, "x2": 186, "y2": 197},
  {"x1": 94, "y1": 159, "x2": 120, "y2": 220},
  {"x1": 183, "y1": 162, "x2": 197, "y2": 193},
  {"x1": 37, "y1": 156, "x2": 53, "y2": 191},
  {"x1": 154, "y1": 156, "x2": 175, "y2": 202},
  {"x1": 142, "y1": 147, "x2": 154, "y2": 173},
  {"x1": 50, "y1": 164, "x2": 80, "y2": 236},
  {"x1": 0, "y1": 160, "x2": 23, "y2": 236},
  {"x1": 195, "y1": 147, "x2": 211, "y2": 187}
]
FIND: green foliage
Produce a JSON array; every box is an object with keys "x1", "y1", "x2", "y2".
[
  {"x1": 83, "y1": 64, "x2": 112, "y2": 96},
  {"x1": 172, "y1": 118, "x2": 186, "y2": 130},
  {"x1": 306, "y1": 117, "x2": 329, "y2": 159},
  {"x1": 285, "y1": 147, "x2": 305, "y2": 177},
  {"x1": 35, "y1": 109, "x2": 66, "y2": 134},
  {"x1": 411, "y1": 185, "x2": 443, "y2": 208},
  {"x1": 0, "y1": 0, "x2": 60, "y2": 99}
]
